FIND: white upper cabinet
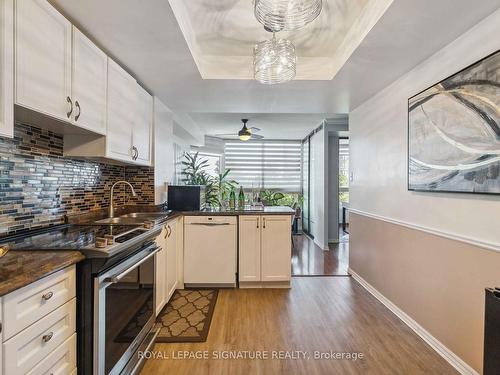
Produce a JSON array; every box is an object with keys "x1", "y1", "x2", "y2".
[
  {"x1": 15, "y1": 0, "x2": 72, "y2": 122},
  {"x1": 134, "y1": 84, "x2": 152, "y2": 165},
  {"x1": 71, "y1": 27, "x2": 107, "y2": 134},
  {"x1": 106, "y1": 58, "x2": 136, "y2": 161},
  {"x1": 13, "y1": 0, "x2": 153, "y2": 165},
  {"x1": 0, "y1": 0, "x2": 14, "y2": 138}
]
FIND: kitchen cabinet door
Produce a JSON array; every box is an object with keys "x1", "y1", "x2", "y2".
[
  {"x1": 155, "y1": 225, "x2": 168, "y2": 316},
  {"x1": 71, "y1": 27, "x2": 107, "y2": 134},
  {"x1": 165, "y1": 219, "x2": 178, "y2": 301},
  {"x1": 15, "y1": 0, "x2": 71, "y2": 122},
  {"x1": 106, "y1": 58, "x2": 135, "y2": 161},
  {"x1": 238, "y1": 215, "x2": 261, "y2": 282},
  {"x1": 133, "y1": 84, "x2": 152, "y2": 165},
  {"x1": 261, "y1": 215, "x2": 292, "y2": 282},
  {"x1": 0, "y1": 0, "x2": 13, "y2": 138}
]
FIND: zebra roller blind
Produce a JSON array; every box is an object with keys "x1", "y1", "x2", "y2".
[{"x1": 224, "y1": 140, "x2": 302, "y2": 192}]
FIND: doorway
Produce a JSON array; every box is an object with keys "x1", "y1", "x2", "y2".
[{"x1": 292, "y1": 135, "x2": 349, "y2": 276}]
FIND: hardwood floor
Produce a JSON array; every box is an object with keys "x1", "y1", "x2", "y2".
[
  {"x1": 292, "y1": 232, "x2": 349, "y2": 276},
  {"x1": 141, "y1": 278, "x2": 457, "y2": 375}
]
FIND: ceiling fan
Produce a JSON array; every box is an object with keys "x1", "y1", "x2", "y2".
[{"x1": 214, "y1": 119, "x2": 264, "y2": 141}]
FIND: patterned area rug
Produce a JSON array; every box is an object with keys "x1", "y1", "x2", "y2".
[{"x1": 155, "y1": 289, "x2": 218, "y2": 343}]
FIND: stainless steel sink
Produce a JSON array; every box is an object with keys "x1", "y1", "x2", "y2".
[
  {"x1": 94, "y1": 217, "x2": 144, "y2": 225},
  {"x1": 94, "y1": 211, "x2": 171, "y2": 225},
  {"x1": 120, "y1": 212, "x2": 169, "y2": 219}
]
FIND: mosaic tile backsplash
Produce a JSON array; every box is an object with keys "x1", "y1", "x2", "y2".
[{"x1": 0, "y1": 123, "x2": 154, "y2": 237}]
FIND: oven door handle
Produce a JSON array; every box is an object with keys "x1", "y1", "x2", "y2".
[{"x1": 104, "y1": 246, "x2": 160, "y2": 283}]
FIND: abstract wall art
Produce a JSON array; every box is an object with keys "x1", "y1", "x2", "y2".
[{"x1": 408, "y1": 50, "x2": 500, "y2": 194}]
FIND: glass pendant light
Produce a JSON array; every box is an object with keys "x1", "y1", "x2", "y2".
[
  {"x1": 254, "y1": 0, "x2": 322, "y2": 32},
  {"x1": 253, "y1": 33, "x2": 296, "y2": 85}
]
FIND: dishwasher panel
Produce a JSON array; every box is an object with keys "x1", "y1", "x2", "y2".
[{"x1": 184, "y1": 216, "x2": 237, "y2": 287}]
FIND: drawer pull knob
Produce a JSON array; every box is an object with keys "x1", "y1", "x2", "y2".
[
  {"x1": 42, "y1": 291, "x2": 54, "y2": 301},
  {"x1": 42, "y1": 332, "x2": 53, "y2": 343}
]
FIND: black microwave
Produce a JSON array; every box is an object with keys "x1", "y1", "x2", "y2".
[{"x1": 167, "y1": 185, "x2": 205, "y2": 211}]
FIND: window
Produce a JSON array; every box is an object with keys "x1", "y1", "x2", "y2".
[
  {"x1": 224, "y1": 140, "x2": 302, "y2": 192},
  {"x1": 192, "y1": 152, "x2": 222, "y2": 178},
  {"x1": 339, "y1": 138, "x2": 349, "y2": 203}
]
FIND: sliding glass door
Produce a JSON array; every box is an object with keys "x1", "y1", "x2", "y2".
[{"x1": 301, "y1": 138, "x2": 310, "y2": 234}]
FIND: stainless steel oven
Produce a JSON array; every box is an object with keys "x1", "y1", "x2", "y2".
[{"x1": 94, "y1": 241, "x2": 160, "y2": 375}]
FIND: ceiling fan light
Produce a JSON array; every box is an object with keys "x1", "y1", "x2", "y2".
[
  {"x1": 238, "y1": 125, "x2": 252, "y2": 141},
  {"x1": 239, "y1": 134, "x2": 252, "y2": 141},
  {"x1": 254, "y1": 0, "x2": 322, "y2": 32}
]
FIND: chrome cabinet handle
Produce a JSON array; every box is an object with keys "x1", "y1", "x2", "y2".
[
  {"x1": 42, "y1": 331, "x2": 53, "y2": 343},
  {"x1": 41, "y1": 291, "x2": 53, "y2": 301},
  {"x1": 75, "y1": 100, "x2": 81, "y2": 121},
  {"x1": 167, "y1": 225, "x2": 171, "y2": 238},
  {"x1": 263, "y1": 217, "x2": 266, "y2": 229},
  {"x1": 66, "y1": 96, "x2": 73, "y2": 118},
  {"x1": 256, "y1": 217, "x2": 259, "y2": 229}
]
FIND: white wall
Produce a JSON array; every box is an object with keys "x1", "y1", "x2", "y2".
[
  {"x1": 153, "y1": 97, "x2": 174, "y2": 204},
  {"x1": 350, "y1": 9, "x2": 500, "y2": 248}
]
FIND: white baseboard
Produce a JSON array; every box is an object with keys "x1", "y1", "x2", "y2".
[{"x1": 349, "y1": 268, "x2": 479, "y2": 375}]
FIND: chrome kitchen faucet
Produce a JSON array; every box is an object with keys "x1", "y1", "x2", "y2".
[{"x1": 109, "y1": 181, "x2": 137, "y2": 217}]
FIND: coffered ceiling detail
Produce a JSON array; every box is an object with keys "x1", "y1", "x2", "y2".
[{"x1": 168, "y1": 0, "x2": 393, "y2": 80}]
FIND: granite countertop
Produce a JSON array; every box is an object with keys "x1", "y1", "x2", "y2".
[
  {"x1": 0, "y1": 250, "x2": 84, "y2": 297},
  {"x1": 67, "y1": 205, "x2": 295, "y2": 225},
  {"x1": 0, "y1": 205, "x2": 294, "y2": 296},
  {"x1": 181, "y1": 206, "x2": 296, "y2": 216}
]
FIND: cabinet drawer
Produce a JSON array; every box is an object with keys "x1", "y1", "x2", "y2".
[
  {"x1": 3, "y1": 298, "x2": 76, "y2": 375},
  {"x1": 184, "y1": 216, "x2": 237, "y2": 225},
  {"x1": 26, "y1": 333, "x2": 76, "y2": 375},
  {"x1": 3, "y1": 266, "x2": 75, "y2": 340}
]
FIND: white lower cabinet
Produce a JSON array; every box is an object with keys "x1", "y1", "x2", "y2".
[
  {"x1": 166, "y1": 219, "x2": 178, "y2": 300},
  {"x1": 155, "y1": 217, "x2": 179, "y2": 315},
  {"x1": 1, "y1": 266, "x2": 77, "y2": 375},
  {"x1": 239, "y1": 215, "x2": 292, "y2": 286},
  {"x1": 239, "y1": 216, "x2": 262, "y2": 282},
  {"x1": 2, "y1": 267, "x2": 75, "y2": 340},
  {"x1": 26, "y1": 333, "x2": 76, "y2": 375},
  {"x1": 155, "y1": 228, "x2": 167, "y2": 315},
  {"x1": 3, "y1": 298, "x2": 76, "y2": 375}
]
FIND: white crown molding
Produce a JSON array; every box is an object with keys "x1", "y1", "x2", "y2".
[
  {"x1": 349, "y1": 268, "x2": 479, "y2": 375},
  {"x1": 348, "y1": 208, "x2": 500, "y2": 253}
]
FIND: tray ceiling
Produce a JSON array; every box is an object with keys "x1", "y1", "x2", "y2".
[{"x1": 168, "y1": 0, "x2": 390, "y2": 80}]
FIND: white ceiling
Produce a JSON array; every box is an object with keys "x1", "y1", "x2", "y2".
[
  {"x1": 189, "y1": 113, "x2": 334, "y2": 139},
  {"x1": 168, "y1": 0, "x2": 383, "y2": 80},
  {"x1": 50, "y1": 0, "x2": 500, "y2": 141}
]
